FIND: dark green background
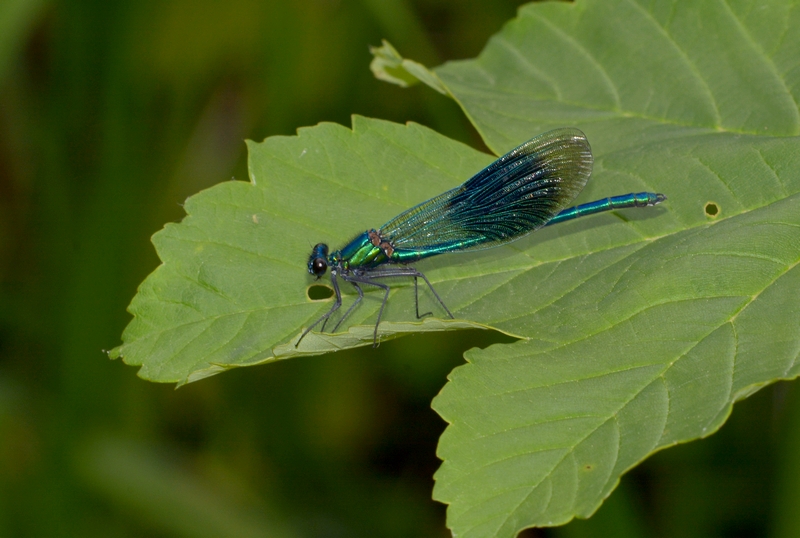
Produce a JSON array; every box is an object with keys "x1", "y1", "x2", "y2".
[{"x1": 1, "y1": 1, "x2": 798, "y2": 536}]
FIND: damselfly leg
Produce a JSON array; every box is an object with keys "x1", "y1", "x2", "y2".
[
  {"x1": 414, "y1": 277, "x2": 432, "y2": 319},
  {"x1": 331, "y1": 282, "x2": 363, "y2": 333},
  {"x1": 297, "y1": 266, "x2": 453, "y2": 347},
  {"x1": 340, "y1": 272, "x2": 390, "y2": 346}
]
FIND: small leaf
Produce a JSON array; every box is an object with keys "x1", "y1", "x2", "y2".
[{"x1": 369, "y1": 39, "x2": 449, "y2": 94}]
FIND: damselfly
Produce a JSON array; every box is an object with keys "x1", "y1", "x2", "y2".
[{"x1": 299, "y1": 128, "x2": 665, "y2": 346}]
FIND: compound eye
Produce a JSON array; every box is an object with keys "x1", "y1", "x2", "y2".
[{"x1": 311, "y1": 257, "x2": 327, "y2": 277}]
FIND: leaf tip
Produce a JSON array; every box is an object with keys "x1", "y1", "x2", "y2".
[{"x1": 369, "y1": 40, "x2": 449, "y2": 95}]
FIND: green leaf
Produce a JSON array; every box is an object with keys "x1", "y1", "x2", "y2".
[
  {"x1": 110, "y1": 117, "x2": 493, "y2": 384},
  {"x1": 366, "y1": 0, "x2": 800, "y2": 536},
  {"x1": 369, "y1": 39, "x2": 449, "y2": 94},
  {"x1": 112, "y1": 0, "x2": 800, "y2": 536}
]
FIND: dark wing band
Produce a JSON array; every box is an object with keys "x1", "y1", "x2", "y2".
[{"x1": 379, "y1": 128, "x2": 593, "y2": 259}]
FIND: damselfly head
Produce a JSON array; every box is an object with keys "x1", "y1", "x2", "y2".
[{"x1": 308, "y1": 243, "x2": 329, "y2": 278}]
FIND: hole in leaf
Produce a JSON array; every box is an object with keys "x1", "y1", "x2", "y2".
[
  {"x1": 307, "y1": 284, "x2": 334, "y2": 301},
  {"x1": 704, "y1": 202, "x2": 720, "y2": 218}
]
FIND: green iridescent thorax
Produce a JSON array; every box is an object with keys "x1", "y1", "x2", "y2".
[{"x1": 332, "y1": 230, "x2": 391, "y2": 270}]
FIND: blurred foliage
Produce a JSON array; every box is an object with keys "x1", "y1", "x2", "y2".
[{"x1": 0, "y1": 0, "x2": 798, "y2": 536}]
